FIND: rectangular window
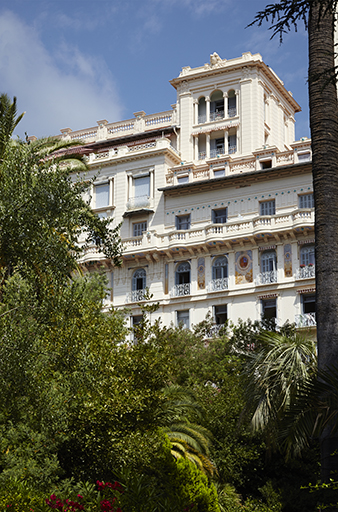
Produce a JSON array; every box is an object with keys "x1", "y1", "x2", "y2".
[
  {"x1": 133, "y1": 221, "x2": 147, "y2": 237},
  {"x1": 260, "y1": 200, "x2": 275, "y2": 216},
  {"x1": 177, "y1": 310, "x2": 189, "y2": 329},
  {"x1": 299, "y1": 193, "x2": 314, "y2": 209},
  {"x1": 261, "y1": 160, "x2": 272, "y2": 169},
  {"x1": 95, "y1": 183, "x2": 110, "y2": 209},
  {"x1": 214, "y1": 169, "x2": 225, "y2": 178},
  {"x1": 262, "y1": 299, "x2": 276, "y2": 320},
  {"x1": 177, "y1": 175, "x2": 189, "y2": 184},
  {"x1": 134, "y1": 176, "x2": 150, "y2": 198},
  {"x1": 228, "y1": 133, "x2": 236, "y2": 154},
  {"x1": 132, "y1": 315, "x2": 143, "y2": 343},
  {"x1": 212, "y1": 208, "x2": 227, "y2": 224},
  {"x1": 214, "y1": 305, "x2": 227, "y2": 325},
  {"x1": 298, "y1": 152, "x2": 311, "y2": 162},
  {"x1": 302, "y1": 294, "x2": 316, "y2": 314},
  {"x1": 176, "y1": 214, "x2": 191, "y2": 230}
]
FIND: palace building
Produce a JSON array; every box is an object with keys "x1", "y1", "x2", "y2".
[{"x1": 59, "y1": 51, "x2": 315, "y2": 334}]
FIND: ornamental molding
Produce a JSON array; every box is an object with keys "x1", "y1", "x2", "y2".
[
  {"x1": 192, "y1": 121, "x2": 240, "y2": 136},
  {"x1": 296, "y1": 288, "x2": 316, "y2": 294},
  {"x1": 258, "y1": 293, "x2": 279, "y2": 300},
  {"x1": 298, "y1": 239, "x2": 315, "y2": 245},
  {"x1": 258, "y1": 245, "x2": 276, "y2": 251}
]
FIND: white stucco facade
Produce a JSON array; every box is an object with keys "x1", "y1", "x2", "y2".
[{"x1": 61, "y1": 52, "x2": 315, "y2": 334}]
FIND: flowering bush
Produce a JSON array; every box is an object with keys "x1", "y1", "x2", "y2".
[
  {"x1": 45, "y1": 494, "x2": 85, "y2": 511},
  {"x1": 45, "y1": 481, "x2": 124, "y2": 512}
]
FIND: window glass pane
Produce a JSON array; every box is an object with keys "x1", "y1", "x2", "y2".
[
  {"x1": 262, "y1": 299, "x2": 276, "y2": 320},
  {"x1": 132, "y1": 269, "x2": 146, "y2": 290},
  {"x1": 95, "y1": 183, "x2": 109, "y2": 208},
  {"x1": 177, "y1": 310, "x2": 189, "y2": 329},
  {"x1": 261, "y1": 251, "x2": 276, "y2": 272},
  {"x1": 133, "y1": 221, "x2": 147, "y2": 237},
  {"x1": 212, "y1": 256, "x2": 228, "y2": 279},
  {"x1": 134, "y1": 176, "x2": 150, "y2": 197},
  {"x1": 212, "y1": 209, "x2": 227, "y2": 223},
  {"x1": 260, "y1": 200, "x2": 275, "y2": 216},
  {"x1": 303, "y1": 294, "x2": 316, "y2": 314},
  {"x1": 215, "y1": 305, "x2": 227, "y2": 325},
  {"x1": 176, "y1": 214, "x2": 190, "y2": 230},
  {"x1": 300, "y1": 245, "x2": 315, "y2": 265},
  {"x1": 298, "y1": 152, "x2": 311, "y2": 162},
  {"x1": 178, "y1": 176, "x2": 189, "y2": 184},
  {"x1": 299, "y1": 193, "x2": 314, "y2": 208}
]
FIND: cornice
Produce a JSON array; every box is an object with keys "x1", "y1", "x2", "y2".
[{"x1": 158, "y1": 162, "x2": 312, "y2": 196}]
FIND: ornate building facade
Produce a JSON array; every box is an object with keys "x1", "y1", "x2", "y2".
[{"x1": 61, "y1": 52, "x2": 315, "y2": 333}]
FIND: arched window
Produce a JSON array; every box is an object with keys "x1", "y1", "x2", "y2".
[
  {"x1": 174, "y1": 262, "x2": 191, "y2": 296},
  {"x1": 261, "y1": 251, "x2": 276, "y2": 273},
  {"x1": 198, "y1": 97, "x2": 206, "y2": 124},
  {"x1": 212, "y1": 256, "x2": 228, "y2": 280},
  {"x1": 175, "y1": 262, "x2": 191, "y2": 285},
  {"x1": 300, "y1": 245, "x2": 315, "y2": 266},
  {"x1": 210, "y1": 90, "x2": 224, "y2": 121},
  {"x1": 228, "y1": 90, "x2": 236, "y2": 117},
  {"x1": 258, "y1": 251, "x2": 277, "y2": 284},
  {"x1": 210, "y1": 256, "x2": 228, "y2": 291},
  {"x1": 132, "y1": 268, "x2": 146, "y2": 291}
]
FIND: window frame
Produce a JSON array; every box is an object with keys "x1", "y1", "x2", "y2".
[
  {"x1": 176, "y1": 214, "x2": 191, "y2": 230},
  {"x1": 94, "y1": 181, "x2": 112, "y2": 210},
  {"x1": 299, "y1": 193, "x2": 314, "y2": 209},
  {"x1": 212, "y1": 208, "x2": 227, "y2": 224},
  {"x1": 261, "y1": 298, "x2": 277, "y2": 320},
  {"x1": 260, "y1": 200, "x2": 275, "y2": 216},
  {"x1": 214, "y1": 304, "x2": 227, "y2": 325},
  {"x1": 132, "y1": 268, "x2": 146, "y2": 291},
  {"x1": 177, "y1": 310, "x2": 190, "y2": 329},
  {"x1": 133, "y1": 221, "x2": 147, "y2": 237}
]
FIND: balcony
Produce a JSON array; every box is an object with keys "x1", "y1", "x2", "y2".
[
  {"x1": 126, "y1": 289, "x2": 147, "y2": 303},
  {"x1": 295, "y1": 312, "x2": 316, "y2": 328},
  {"x1": 228, "y1": 107, "x2": 237, "y2": 118},
  {"x1": 198, "y1": 114, "x2": 206, "y2": 124},
  {"x1": 171, "y1": 283, "x2": 191, "y2": 297},
  {"x1": 296, "y1": 264, "x2": 315, "y2": 279},
  {"x1": 126, "y1": 195, "x2": 152, "y2": 211},
  {"x1": 229, "y1": 145, "x2": 237, "y2": 154},
  {"x1": 256, "y1": 271, "x2": 278, "y2": 285},
  {"x1": 207, "y1": 278, "x2": 229, "y2": 292},
  {"x1": 210, "y1": 147, "x2": 225, "y2": 158},
  {"x1": 210, "y1": 111, "x2": 224, "y2": 121}
]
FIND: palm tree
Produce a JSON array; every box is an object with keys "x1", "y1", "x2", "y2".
[
  {"x1": 251, "y1": 0, "x2": 338, "y2": 483},
  {"x1": 0, "y1": 94, "x2": 25, "y2": 162},
  {"x1": 158, "y1": 385, "x2": 218, "y2": 478},
  {"x1": 241, "y1": 331, "x2": 317, "y2": 451}
]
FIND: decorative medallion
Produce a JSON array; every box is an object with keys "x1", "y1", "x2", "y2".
[{"x1": 235, "y1": 251, "x2": 253, "y2": 284}]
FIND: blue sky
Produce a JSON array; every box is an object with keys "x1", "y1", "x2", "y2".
[{"x1": 0, "y1": 0, "x2": 310, "y2": 140}]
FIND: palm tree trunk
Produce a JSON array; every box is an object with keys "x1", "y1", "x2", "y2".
[{"x1": 309, "y1": 0, "x2": 338, "y2": 487}]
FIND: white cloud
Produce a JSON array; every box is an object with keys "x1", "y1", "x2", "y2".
[{"x1": 0, "y1": 10, "x2": 123, "y2": 138}]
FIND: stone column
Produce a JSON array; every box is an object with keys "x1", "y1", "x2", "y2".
[
  {"x1": 206, "y1": 96, "x2": 210, "y2": 123},
  {"x1": 195, "y1": 136, "x2": 199, "y2": 161},
  {"x1": 235, "y1": 90, "x2": 240, "y2": 117},
  {"x1": 206, "y1": 133, "x2": 210, "y2": 159},
  {"x1": 223, "y1": 92, "x2": 228, "y2": 119},
  {"x1": 224, "y1": 129, "x2": 228, "y2": 155},
  {"x1": 193, "y1": 100, "x2": 198, "y2": 125}
]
